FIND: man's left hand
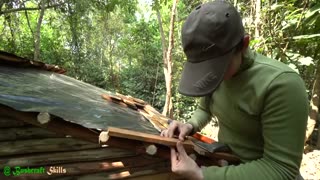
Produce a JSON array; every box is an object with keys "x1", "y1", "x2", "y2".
[{"x1": 171, "y1": 141, "x2": 204, "y2": 180}]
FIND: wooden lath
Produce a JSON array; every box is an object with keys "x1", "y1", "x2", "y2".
[
  {"x1": 100, "y1": 93, "x2": 240, "y2": 165},
  {"x1": 101, "y1": 93, "x2": 215, "y2": 144}
]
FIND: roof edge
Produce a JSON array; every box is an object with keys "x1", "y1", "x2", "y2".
[{"x1": 0, "y1": 50, "x2": 66, "y2": 74}]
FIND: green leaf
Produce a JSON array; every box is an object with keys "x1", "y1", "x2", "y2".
[
  {"x1": 299, "y1": 56, "x2": 314, "y2": 66},
  {"x1": 286, "y1": 51, "x2": 300, "y2": 61},
  {"x1": 305, "y1": 3, "x2": 320, "y2": 19},
  {"x1": 288, "y1": 63, "x2": 300, "y2": 74},
  {"x1": 270, "y1": 3, "x2": 284, "y2": 11}
]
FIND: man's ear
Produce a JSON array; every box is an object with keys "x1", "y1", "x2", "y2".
[{"x1": 242, "y1": 35, "x2": 250, "y2": 52}]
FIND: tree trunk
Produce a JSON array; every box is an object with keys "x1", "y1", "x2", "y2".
[
  {"x1": 306, "y1": 61, "x2": 320, "y2": 147},
  {"x1": 305, "y1": 60, "x2": 320, "y2": 146},
  {"x1": 33, "y1": 0, "x2": 46, "y2": 61},
  {"x1": 156, "y1": 10, "x2": 167, "y2": 62},
  {"x1": 24, "y1": 3, "x2": 35, "y2": 52},
  {"x1": 161, "y1": 0, "x2": 178, "y2": 119},
  {"x1": 254, "y1": 0, "x2": 261, "y2": 39},
  {"x1": 156, "y1": 9, "x2": 169, "y2": 114}
]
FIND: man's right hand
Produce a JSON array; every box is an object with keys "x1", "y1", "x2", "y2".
[{"x1": 160, "y1": 120, "x2": 193, "y2": 141}]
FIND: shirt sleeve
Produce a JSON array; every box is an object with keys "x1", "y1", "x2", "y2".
[
  {"x1": 187, "y1": 96, "x2": 212, "y2": 135},
  {"x1": 201, "y1": 72, "x2": 309, "y2": 180}
]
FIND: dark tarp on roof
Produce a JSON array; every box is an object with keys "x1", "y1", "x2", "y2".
[{"x1": 0, "y1": 66, "x2": 159, "y2": 134}]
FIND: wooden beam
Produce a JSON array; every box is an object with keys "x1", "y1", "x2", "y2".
[
  {"x1": 0, "y1": 126, "x2": 64, "y2": 142},
  {"x1": 0, "y1": 138, "x2": 100, "y2": 157},
  {"x1": 0, "y1": 115, "x2": 26, "y2": 128},
  {"x1": 0, "y1": 147, "x2": 136, "y2": 169},
  {"x1": 104, "y1": 127, "x2": 194, "y2": 152},
  {"x1": 0, "y1": 105, "x2": 99, "y2": 144},
  {"x1": 12, "y1": 155, "x2": 167, "y2": 179}
]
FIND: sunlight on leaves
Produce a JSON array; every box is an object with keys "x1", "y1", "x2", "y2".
[
  {"x1": 288, "y1": 63, "x2": 300, "y2": 74},
  {"x1": 299, "y1": 57, "x2": 314, "y2": 66}
]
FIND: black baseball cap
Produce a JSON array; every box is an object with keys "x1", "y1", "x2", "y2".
[{"x1": 178, "y1": 0, "x2": 244, "y2": 97}]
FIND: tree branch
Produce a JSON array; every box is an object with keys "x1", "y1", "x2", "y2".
[
  {"x1": 34, "y1": 0, "x2": 46, "y2": 61},
  {"x1": 0, "y1": 3, "x2": 64, "y2": 15},
  {"x1": 24, "y1": 4, "x2": 34, "y2": 36}
]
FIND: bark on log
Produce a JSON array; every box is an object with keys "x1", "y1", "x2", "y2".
[
  {"x1": 13, "y1": 155, "x2": 167, "y2": 179},
  {"x1": 0, "y1": 105, "x2": 99, "y2": 143},
  {"x1": 0, "y1": 138, "x2": 100, "y2": 157},
  {"x1": 0, "y1": 115, "x2": 26, "y2": 127},
  {"x1": 0, "y1": 126, "x2": 63, "y2": 141},
  {"x1": 0, "y1": 147, "x2": 136, "y2": 169}
]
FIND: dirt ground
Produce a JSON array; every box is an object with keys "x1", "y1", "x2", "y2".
[
  {"x1": 300, "y1": 147, "x2": 320, "y2": 180},
  {"x1": 201, "y1": 121, "x2": 320, "y2": 180}
]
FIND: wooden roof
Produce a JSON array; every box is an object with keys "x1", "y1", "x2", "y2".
[{"x1": 0, "y1": 50, "x2": 66, "y2": 74}]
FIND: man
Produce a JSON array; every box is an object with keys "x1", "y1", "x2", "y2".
[{"x1": 161, "y1": 0, "x2": 308, "y2": 180}]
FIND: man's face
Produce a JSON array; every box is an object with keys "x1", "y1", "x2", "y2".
[
  {"x1": 223, "y1": 35, "x2": 250, "y2": 80},
  {"x1": 223, "y1": 51, "x2": 242, "y2": 80}
]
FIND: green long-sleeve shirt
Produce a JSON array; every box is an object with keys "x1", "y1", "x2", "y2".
[{"x1": 187, "y1": 49, "x2": 308, "y2": 180}]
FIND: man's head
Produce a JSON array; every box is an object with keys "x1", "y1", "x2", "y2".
[{"x1": 178, "y1": 0, "x2": 249, "y2": 97}]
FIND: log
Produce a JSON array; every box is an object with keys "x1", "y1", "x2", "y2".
[
  {"x1": 0, "y1": 115, "x2": 26, "y2": 128},
  {"x1": 145, "y1": 144, "x2": 157, "y2": 156},
  {"x1": 54, "y1": 160, "x2": 170, "y2": 180},
  {"x1": 0, "y1": 126, "x2": 64, "y2": 141},
  {"x1": 0, "y1": 147, "x2": 136, "y2": 168},
  {"x1": 99, "y1": 132, "x2": 171, "y2": 159},
  {"x1": 11, "y1": 155, "x2": 167, "y2": 179},
  {"x1": 104, "y1": 127, "x2": 194, "y2": 152},
  {"x1": 0, "y1": 105, "x2": 99, "y2": 144},
  {"x1": 37, "y1": 112, "x2": 51, "y2": 124},
  {"x1": 0, "y1": 137, "x2": 100, "y2": 157}
]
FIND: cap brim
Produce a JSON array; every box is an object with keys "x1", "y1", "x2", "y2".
[{"x1": 178, "y1": 50, "x2": 235, "y2": 97}]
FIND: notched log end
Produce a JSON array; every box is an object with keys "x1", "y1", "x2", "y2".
[
  {"x1": 145, "y1": 144, "x2": 157, "y2": 155},
  {"x1": 37, "y1": 112, "x2": 51, "y2": 124},
  {"x1": 99, "y1": 131, "x2": 110, "y2": 144}
]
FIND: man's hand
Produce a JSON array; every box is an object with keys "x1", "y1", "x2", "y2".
[
  {"x1": 160, "y1": 120, "x2": 193, "y2": 141},
  {"x1": 171, "y1": 141, "x2": 204, "y2": 180}
]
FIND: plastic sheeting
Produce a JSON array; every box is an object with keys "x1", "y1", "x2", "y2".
[{"x1": 0, "y1": 66, "x2": 159, "y2": 134}]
